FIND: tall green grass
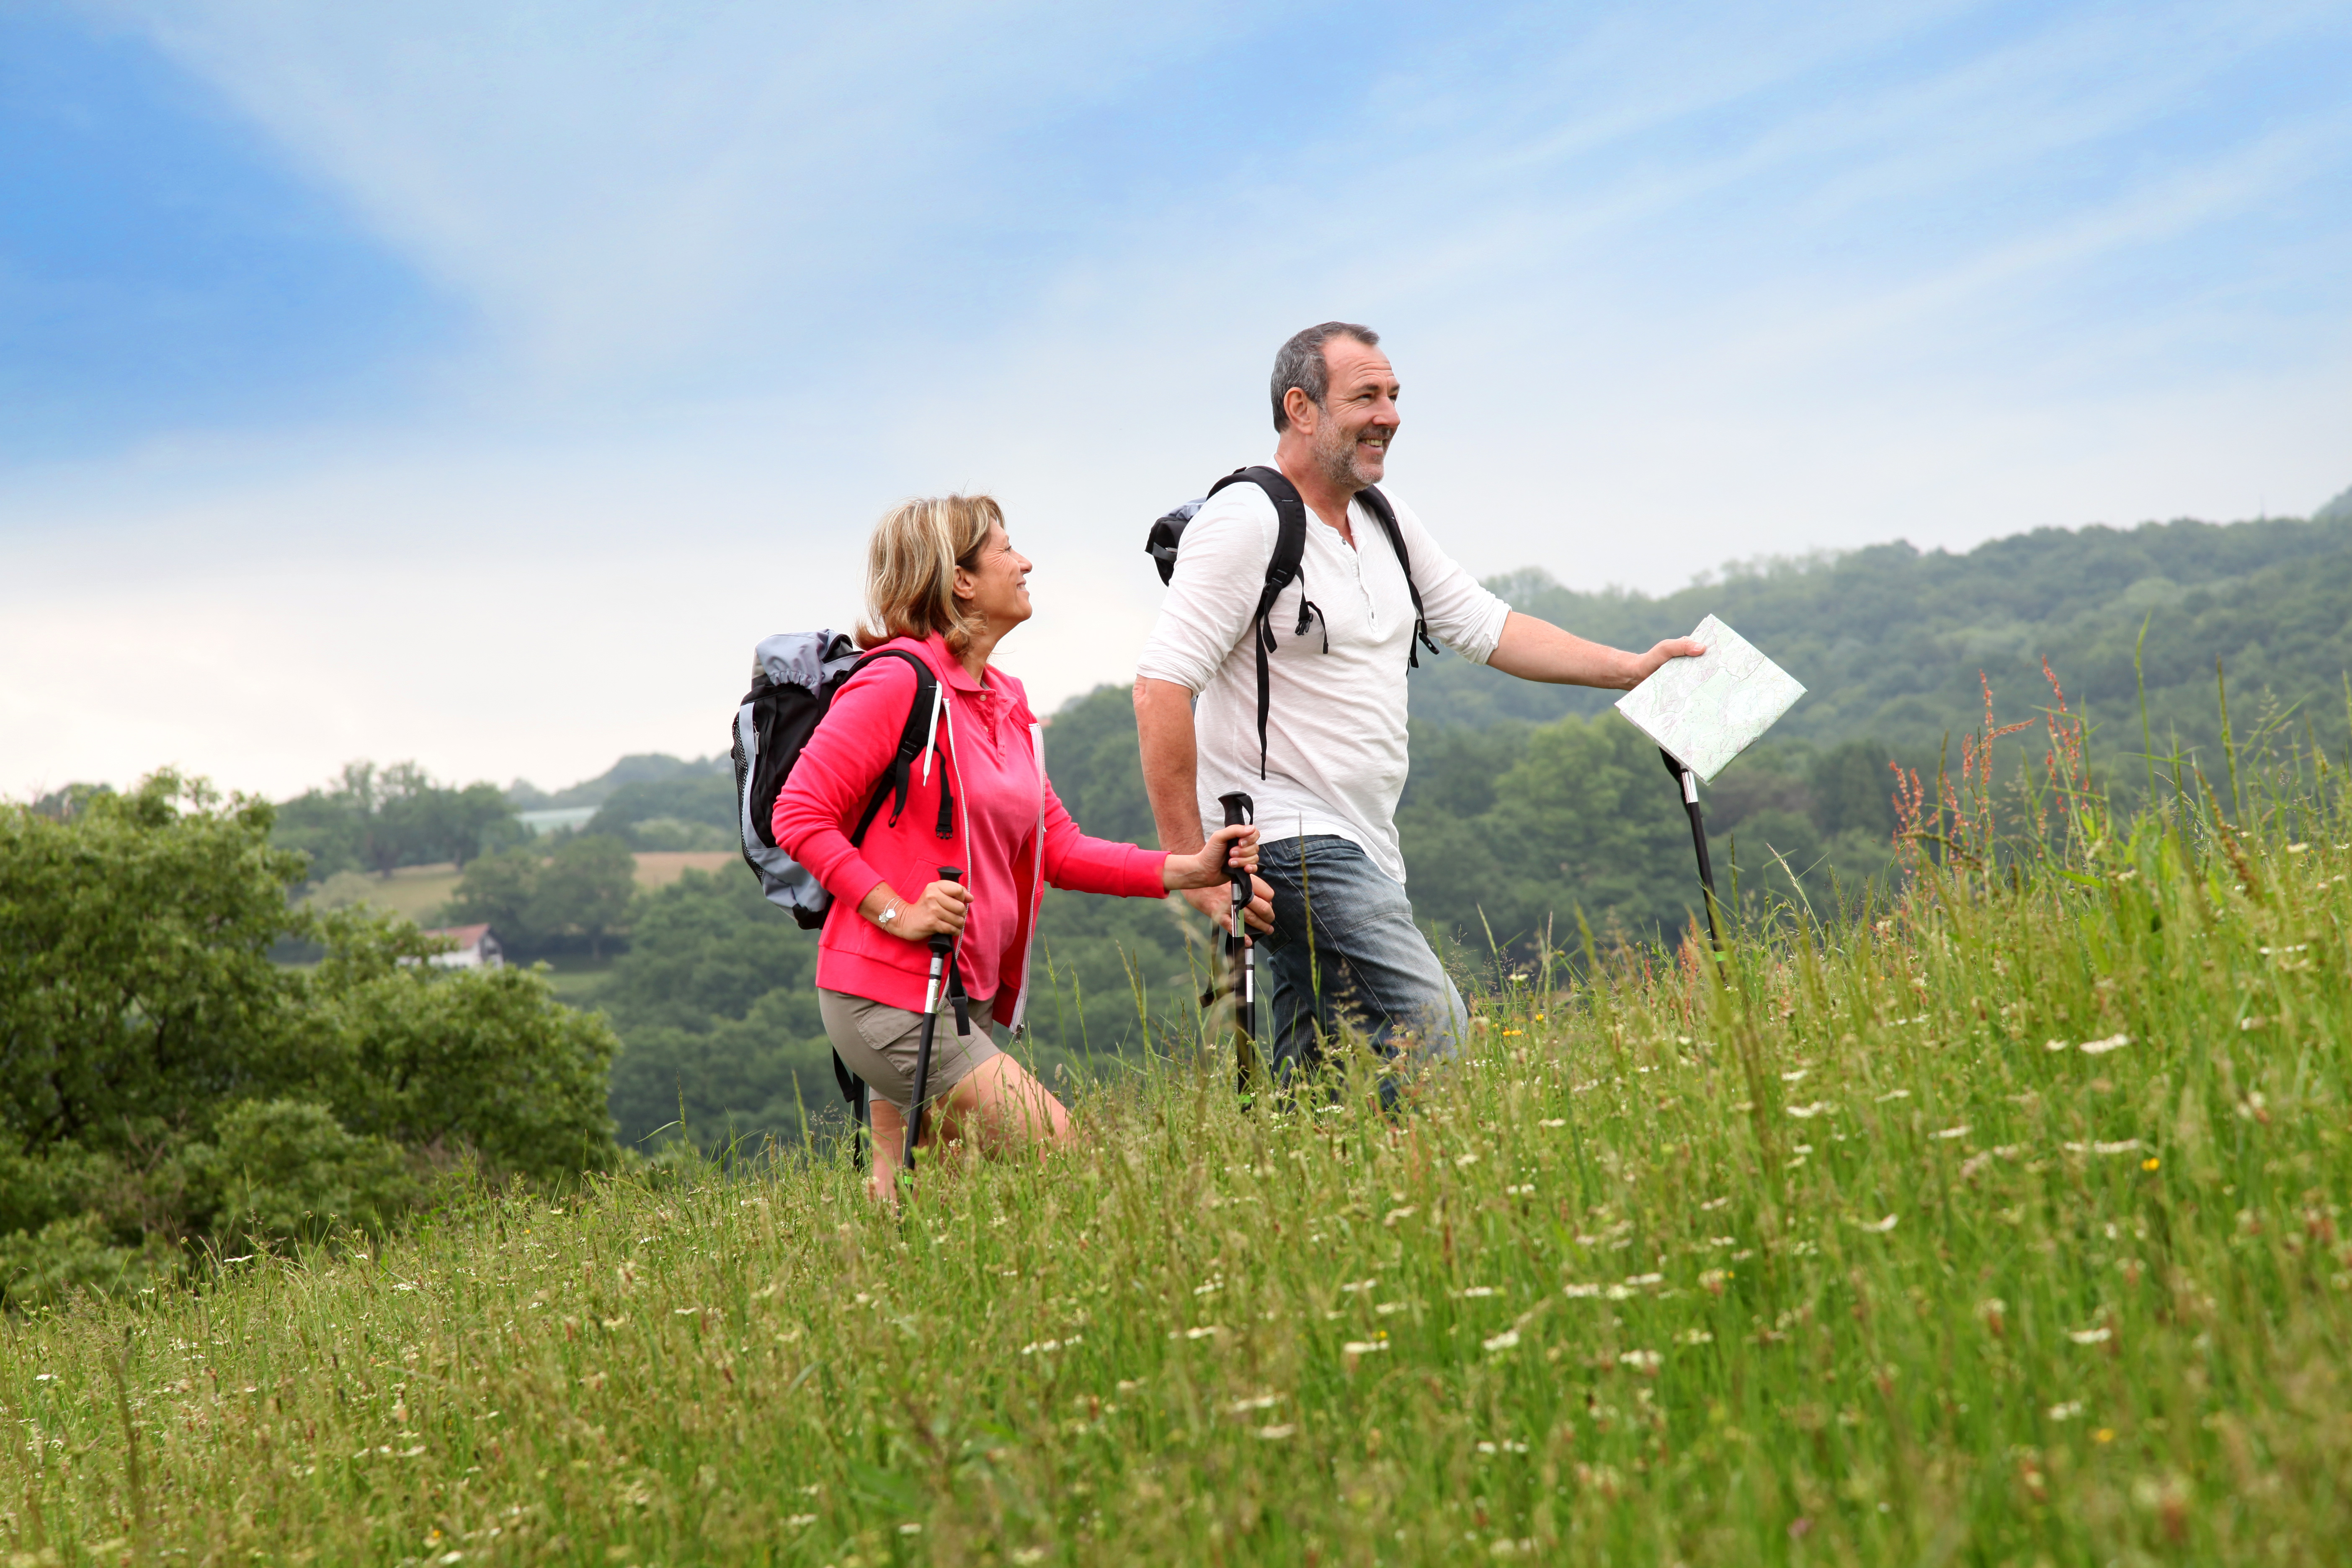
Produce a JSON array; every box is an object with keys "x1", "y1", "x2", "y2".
[{"x1": 5, "y1": 691, "x2": 2350, "y2": 1565}]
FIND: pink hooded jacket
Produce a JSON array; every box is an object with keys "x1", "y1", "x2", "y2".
[{"x1": 769, "y1": 633, "x2": 1167, "y2": 1028}]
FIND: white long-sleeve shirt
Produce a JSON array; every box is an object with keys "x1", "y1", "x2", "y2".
[{"x1": 1135, "y1": 477, "x2": 1511, "y2": 885}]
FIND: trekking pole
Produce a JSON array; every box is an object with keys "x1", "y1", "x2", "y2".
[
  {"x1": 1660, "y1": 749, "x2": 1725, "y2": 955},
  {"x1": 1216, "y1": 792, "x2": 1257, "y2": 1096},
  {"x1": 902, "y1": 866, "x2": 965, "y2": 1173}
]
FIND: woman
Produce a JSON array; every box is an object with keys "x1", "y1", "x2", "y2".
[{"x1": 773, "y1": 494, "x2": 1261, "y2": 1200}]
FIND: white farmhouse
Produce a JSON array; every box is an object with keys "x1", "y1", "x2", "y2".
[{"x1": 420, "y1": 923, "x2": 504, "y2": 970}]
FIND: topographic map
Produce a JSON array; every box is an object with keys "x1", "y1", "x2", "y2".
[{"x1": 1614, "y1": 615, "x2": 1805, "y2": 783}]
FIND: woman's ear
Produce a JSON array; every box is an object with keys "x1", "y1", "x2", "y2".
[{"x1": 952, "y1": 563, "x2": 977, "y2": 604}]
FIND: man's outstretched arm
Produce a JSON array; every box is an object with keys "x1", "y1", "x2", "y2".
[
  {"x1": 1485, "y1": 612, "x2": 1703, "y2": 690},
  {"x1": 1134, "y1": 676, "x2": 1273, "y2": 931}
]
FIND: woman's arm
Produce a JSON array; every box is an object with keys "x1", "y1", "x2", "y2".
[{"x1": 1035, "y1": 777, "x2": 1262, "y2": 897}]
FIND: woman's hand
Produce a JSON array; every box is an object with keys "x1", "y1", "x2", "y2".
[
  {"x1": 859, "y1": 878, "x2": 971, "y2": 942},
  {"x1": 1163, "y1": 823, "x2": 1259, "y2": 892}
]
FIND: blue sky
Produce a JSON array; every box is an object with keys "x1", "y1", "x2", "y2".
[{"x1": 4, "y1": 0, "x2": 2349, "y2": 799}]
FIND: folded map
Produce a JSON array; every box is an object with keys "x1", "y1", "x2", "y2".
[{"x1": 1614, "y1": 615, "x2": 1805, "y2": 784}]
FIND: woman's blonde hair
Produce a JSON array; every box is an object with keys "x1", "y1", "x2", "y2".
[{"x1": 856, "y1": 494, "x2": 1001, "y2": 652}]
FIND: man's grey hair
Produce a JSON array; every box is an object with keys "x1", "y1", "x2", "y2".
[{"x1": 1271, "y1": 321, "x2": 1380, "y2": 433}]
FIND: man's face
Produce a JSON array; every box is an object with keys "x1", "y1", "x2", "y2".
[{"x1": 1300, "y1": 338, "x2": 1400, "y2": 489}]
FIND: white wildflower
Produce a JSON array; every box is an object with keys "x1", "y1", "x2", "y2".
[
  {"x1": 1932, "y1": 1125, "x2": 1970, "y2": 1140},
  {"x1": 1482, "y1": 1329, "x2": 1521, "y2": 1353},
  {"x1": 1857, "y1": 1214, "x2": 1899, "y2": 1233},
  {"x1": 2070, "y1": 1326, "x2": 2112, "y2": 1345},
  {"x1": 2078, "y1": 1033, "x2": 2131, "y2": 1055}
]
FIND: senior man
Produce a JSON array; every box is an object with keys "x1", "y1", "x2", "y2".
[{"x1": 1133, "y1": 320, "x2": 1701, "y2": 1082}]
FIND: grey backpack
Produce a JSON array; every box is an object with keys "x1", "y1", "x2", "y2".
[{"x1": 730, "y1": 632, "x2": 950, "y2": 929}]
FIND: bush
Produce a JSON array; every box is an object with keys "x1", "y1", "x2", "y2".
[
  {"x1": 0, "y1": 774, "x2": 621, "y2": 1302},
  {"x1": 182, "y1": 1099, "x2": 420, "y2": 1249}
]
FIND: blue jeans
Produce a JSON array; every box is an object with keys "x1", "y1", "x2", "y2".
[{"x1": 1255, "y1": 835, "x2": 1466, "y2": 1084}]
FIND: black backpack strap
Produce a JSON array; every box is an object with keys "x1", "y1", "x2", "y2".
[
  {"x1": 1207, "y1": 466, "x2": 1313, "y2": 781},
  {"x1": 843, "y1": 650, "x2": 952, "y2": 846},
  {"x1": 1356, "y1": 485, "x2": 1442, "y2": 668}
]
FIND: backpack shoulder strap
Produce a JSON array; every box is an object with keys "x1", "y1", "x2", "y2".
[
  {"x1": 843, "y1": 648, "x2": 949, "y2": 846},
  {"x1": 1356, "y1": 485, "x2": 1442, "y2": 668},
  {"x1": 1206, "y1": 466, "x2": 1315, "y2": 780}
]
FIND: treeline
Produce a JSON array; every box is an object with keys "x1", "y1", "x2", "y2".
[
  {"x1": 271, "y1": 761, "x2": 522, "y2": 876},
  {"x1": 271, "y1": 753, "x2": 739, "y2": 888},
  {"x1": 0, "y1": 777, "x2": 618, "y2": 1308},
  {"x1": 1406, "y1": 512, "x2": 2352, "y2": 791}
]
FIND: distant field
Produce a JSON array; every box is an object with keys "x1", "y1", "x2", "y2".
[
  {"x1": 325, "y1": 852, "x2": 743, "y2": 928},
  {"x1": 631, "y1": 849, "x2": 740, "y2": 887},
  {"x1": 358, "y1": 861, "x2": 465, "y2": 921}
]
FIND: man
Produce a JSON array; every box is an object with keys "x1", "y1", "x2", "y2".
[{"x1": 1133, "y1": 320, "x2": 1702, "y2": 1081}]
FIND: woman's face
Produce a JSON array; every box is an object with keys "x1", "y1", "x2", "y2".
[{"x1": 955, "y1": 520, "x2": 1033, "y2": 637}]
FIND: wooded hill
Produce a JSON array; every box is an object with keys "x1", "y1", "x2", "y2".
[{"x1": 1017, "y1": 508, "x2": 2352, "y2": 1050}]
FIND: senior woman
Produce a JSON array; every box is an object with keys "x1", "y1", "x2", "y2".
[{"x1": 774, "y1": 494, "x2": 1262, "y2": 1200}]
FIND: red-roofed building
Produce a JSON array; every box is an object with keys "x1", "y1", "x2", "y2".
[{"x1": 419, "y1": 924, "x2": 504, "y2": 970}]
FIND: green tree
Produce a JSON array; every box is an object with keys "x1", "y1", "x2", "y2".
[
  {"x1": 295, "y1": 910, "x2": 619, "y2": 1181},
  {"x1": 442, "y1": 846, "x2": 543, "y2": 944},
  {"x1": 272, "y1": 761, "x2": 523, "y2": 880},
  {"x1": 0, "y1": 771, "x2": 303, "y2": 1152},
  {"x1": 530, "y1": 835, "x2": 637, "y2": 960},
  {"x1": 0, "y1": 775, "x2": 619, "y2": 1304}
]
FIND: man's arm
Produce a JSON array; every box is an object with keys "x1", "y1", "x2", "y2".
[
  {"x1": 1486, "y1": 612, "x2": 1704, "y2": 690},
  {"x1": 1134, "y1": 676, "x2": 1273, "y2": 931},
  {"x1": 1134, "y1": 676, "x2": 1204, "y2": 854}
]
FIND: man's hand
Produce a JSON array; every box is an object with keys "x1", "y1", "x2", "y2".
[
  {"x1": 1183, "y1": 878, "x2": 1274, "y2": 934},
  {"x1": 1625, "y1": 636, "x2": 1707, "y2": 687}
]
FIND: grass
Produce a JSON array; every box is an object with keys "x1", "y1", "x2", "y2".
[
  {"x1": 6, "y1": 732, "x2": 2351, "y2": 1564},
  {"x1": 537, "y1": 957, "x2": 617, "y2": 1009},
  {"x1": 354, "y1": 863, "x2": 468, "y2": 923}
]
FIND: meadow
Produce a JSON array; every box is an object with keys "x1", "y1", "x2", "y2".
[{"x1": 4, "y1": 704, "x2": 2349, "y2": 1566}]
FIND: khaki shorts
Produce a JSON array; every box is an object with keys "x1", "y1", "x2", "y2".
[{"x1": 818, "y1": 988, "x2": 1000, "y2": 1114}]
